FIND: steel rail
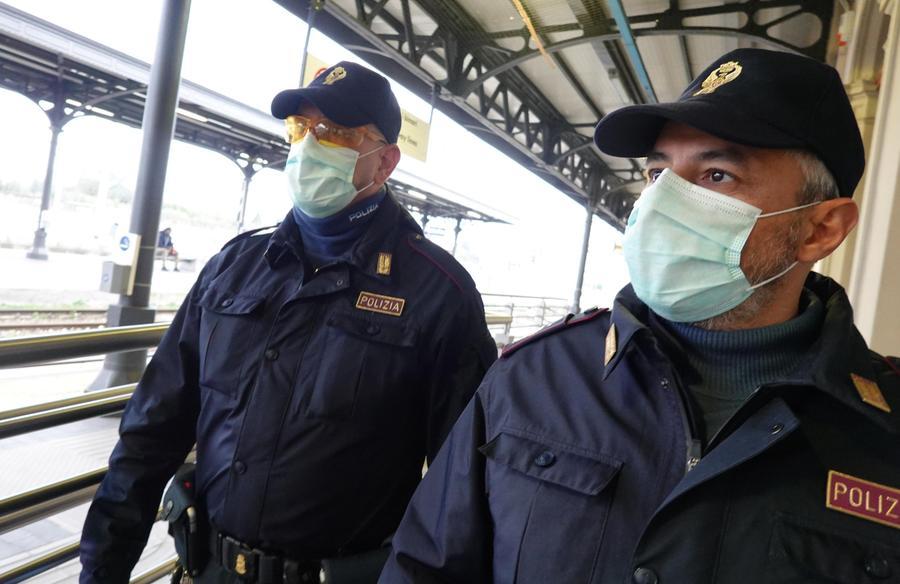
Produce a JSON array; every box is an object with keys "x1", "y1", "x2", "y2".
[
  {"x1": 0, "y1": 541, "x2": 80, "y2": 584},
  {"x1": 0, "y1": 467, "x2": 106, "y2": 527},
  {"x1": 0, "y1": 485, "x2": 100, "y2": 537},
  {"x1": 0, "y1": 322, "x2": 107, "y2": 331},
  {"x1": 0, "y1": 394, "x2": 131, "y2": 439},
  {"x1": 0, "y1": 384, "x2": 135, "y2": 422},
  {"x1": 0, "y1": 322, "x2": 169, "y2": 368},
  {"x1": 131, "y1": 558, "x2": 179, "y2": 583}
]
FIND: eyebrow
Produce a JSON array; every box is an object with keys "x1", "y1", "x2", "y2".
[{"x1": 645, "y1": 147, "x2": 748, "y2": 165}]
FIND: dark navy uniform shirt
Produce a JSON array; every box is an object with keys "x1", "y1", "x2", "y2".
[
  {"x1": 380, "y1": 273, "x2": 900, "y2": 584},
  {"x1": 79, "y1": 192, "x2": 497, "y2": 583}
]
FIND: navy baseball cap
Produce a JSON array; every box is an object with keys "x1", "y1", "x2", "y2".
[
  {"x1": 593, "y1": 48, "x2": 865, "y2": 197},
  {"x1": 271, "y1": 61, "x2": 402, "y2": 144}
]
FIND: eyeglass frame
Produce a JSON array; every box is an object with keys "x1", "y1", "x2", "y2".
[{"x1": 284, "y1": 114, "x2": 388, "y2": 148}]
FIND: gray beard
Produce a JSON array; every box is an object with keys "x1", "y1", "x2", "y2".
[{"x1": 692, "y1": 219, "x2": 803, "y2": 331}]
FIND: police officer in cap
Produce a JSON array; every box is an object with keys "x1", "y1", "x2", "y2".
[
  {"x1": 380, "y1": 49, "x2": 900, "y2": 583},
  {"x1": 79, "y1": 61, "x2": 497, "y2": 583}
]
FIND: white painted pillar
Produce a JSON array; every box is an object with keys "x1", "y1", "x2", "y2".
[
  {"x1": 819, "y1": 1, "x2": 888, "y2": 286},
  {"x1": 848, "y1": 0, "x2": 900, "y2": 354}
]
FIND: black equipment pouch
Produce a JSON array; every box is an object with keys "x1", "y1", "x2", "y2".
[
  {"x1": 320, "y1": 547, "x2": 391, "y2": 584},
  {"x1": 161, "y1": 463, "x2": 208, "y2": 577}
]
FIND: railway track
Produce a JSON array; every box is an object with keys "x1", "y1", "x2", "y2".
[{"x1": 0, "y1": 309, "x2": 177, "y2": 332}]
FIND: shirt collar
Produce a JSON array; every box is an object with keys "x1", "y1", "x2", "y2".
[
  {"x1": 605, "y1": 274, "x2": 898, "y2": 433},
  {"x1": 264, "y1": 185, "x2": 423, "y2": 281}
]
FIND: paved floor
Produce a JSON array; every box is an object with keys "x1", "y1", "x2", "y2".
[{"x1": 0, "y1": 247, "x2": 197, "y2": 311}]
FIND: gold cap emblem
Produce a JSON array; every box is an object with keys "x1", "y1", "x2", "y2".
[
  {"x1": 323, "y1": 66, "x2": 347, "y2": 85},
  {"x1": 694, "y1": 60, "x2": 742, "y2": 96},
  {"x1": 851, "y1": 373, "x2": 892, "y2": 413},
  {"x1": 235, "y1": 553, "x2": 247, "y2": 575}
]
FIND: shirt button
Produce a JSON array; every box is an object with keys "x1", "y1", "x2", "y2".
[
  {"x1": 633, "y1": 566, "x2": 658, "y2": 584},
  {"x1": 533, "y1": 451, "x2": 556, "y2": 467},
  {"x1": 864, "y1": 556, "x2": 891, "y2": 579},
  {"x1": 264, "y1": 348, "x2": 279, "y2": 361},
  {"x1": 233, "y1": 460, "x2": 247, "y2": 475},
  {"x1": 366, "y1": 324, "x2": 381, "y2": 335},
  {"x1": 336, "y1": 279, "x2": 345, "y2": 286},
  {"x1": 770, "y1": 423, "x2": 784, "y2": 435},
  {"x1": 659, "y1": 378, "x2": 669, "y2": 389},
  {"x1": 221, "y1": 298, "x2": 233, "y2": 307}
]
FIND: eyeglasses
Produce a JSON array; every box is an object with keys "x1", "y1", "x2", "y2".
[{"x1": 284, "y1": 115, "x2": 387, "y2": 148}]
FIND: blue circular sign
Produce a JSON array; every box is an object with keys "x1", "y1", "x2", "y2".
[{"x1": 119, "y1": 236, "x2": 130, "y2": 251}]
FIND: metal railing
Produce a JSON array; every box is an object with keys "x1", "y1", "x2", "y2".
[
  {"x1": 0, "y1": 295, "x2": 563, "y2": 581},
  {"x1": 0, "y1": 322, "x2": 168, "y2": 368},
  {"x1": 0, "y1": 325, "x2": 166, "y2": 583},
  {"x1": 482, "y1": 293, "x2": 570, "y2": 341}
]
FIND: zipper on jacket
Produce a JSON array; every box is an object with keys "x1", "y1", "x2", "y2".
[
  {"x1": 686, "y1": 439, "x2": 702, "y2": 472},
  {"x1": 661, "y1": 373, "x2": 702, "y2": 474}
]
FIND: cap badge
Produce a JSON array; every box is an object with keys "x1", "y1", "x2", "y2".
[
  {"x1": 324, "y1": 66, "x2": 347, "y2": 85},
  {"x1": 826, "y1": 470, "x2": 900, "y2": 530},
  {"x1": 851, "y1": 373, "x2": 892, "y2": 413},
  {"x1": 693, "y1": 60, "x2": 742, "y2": 96}
]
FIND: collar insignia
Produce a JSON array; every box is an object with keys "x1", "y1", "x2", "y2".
[
  {"x1": 377, "y1": 252, "x2": 392, "y2": 276},
  {"x1": 324, "y1": 66, "x2": 347, "y2": 85},
  {"x1": 851, "y1": 373, "x2": 891, "y2": 413},
  {"x1": 356, "y1": 291, "x2": 405, "y2": 317},
  {"x1": 694, "y1": 60, "x2": 742, "y2": 96},
  {"x1": 826, "y1": 470, "x2": 900, "y2": 530},
  {"x1": 605, "y1": 323, "x2": 617, "y2": 366}
]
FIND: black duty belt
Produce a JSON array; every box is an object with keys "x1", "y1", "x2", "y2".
[{"x1": 210, "y1": 528, "x2": 322, "y2": 584}]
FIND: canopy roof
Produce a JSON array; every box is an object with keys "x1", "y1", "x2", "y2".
[{"x1": 274, "y1": 0, "x2": 834, "y2": 229}]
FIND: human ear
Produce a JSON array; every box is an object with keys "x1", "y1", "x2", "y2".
[
  {"x1": 796, "y1": 198, "x2": 859, "y2": 263},
  {"x1": 374, "y1": 145, "x2": 401, "y2": 185}
]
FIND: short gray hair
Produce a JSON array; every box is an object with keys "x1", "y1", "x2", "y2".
[{"x1": 791, "y1": 150, "x2": 840, "y2": 204}]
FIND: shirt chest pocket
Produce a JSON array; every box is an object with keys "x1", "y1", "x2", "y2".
[
  {"x1": 198, "y1": 289, "x2": 265, "y2": 397},
  {"x1": 481, "y1": 430, "x2": 622, "y2": 584},
  {"x1": 767, "y1": 513, "x2": 900, "y2": 583},
  {"x1": 305, "y1": 311, "x2": 418, "y2": 420}
]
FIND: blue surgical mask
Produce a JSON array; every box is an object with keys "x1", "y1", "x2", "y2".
[
  {"x1": 285, "y1": 136, "x2": 382, "y2": 218},
  {"x1": 623, "y1": 168, "x2": 820, "y2": 322}
]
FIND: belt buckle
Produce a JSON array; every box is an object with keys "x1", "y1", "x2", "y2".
[{"x1": 222, "y1": 535, "x2": 257, "y2": 579}]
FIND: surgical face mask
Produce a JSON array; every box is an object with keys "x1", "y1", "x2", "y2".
[
  {"x1": 285, "y1": 136, "x2": 383, "y2": 218},
  {"x1": 623, "y1": 168, "x2": 820, "y2": 323}
]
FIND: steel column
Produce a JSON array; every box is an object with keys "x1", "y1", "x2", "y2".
[
  {"x1": 451, "y1": 217, "x2": 462, "y2": 256},
  {"x1": 91, "y1": 0, "x2": 192, "y2": 390},
  {"x1": 571, "y1": 198, "x2": 594, "y2": 313},
  {"x1": 300, "y1": 0, "x2": 325, "y2": 85},
  {"x1": 236, "y1": 165, "x2": 253, "y2": 234},
  {"x1": 26, "y1": 121, "x2": 62, "y2": 260}
]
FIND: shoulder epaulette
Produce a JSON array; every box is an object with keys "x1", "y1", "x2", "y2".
[
  {"x1": 501, "y1": 307, "x2": 609, "y2": 358},
  {"x1": 220, "y1": 224, "x2": 279, "y2": 250},
  {"x1": 872, "y1": 352, "x2": 900, "y2": 382},
  {"x1": 405, "y1": 233, "x2": 464, "y2": 292}
]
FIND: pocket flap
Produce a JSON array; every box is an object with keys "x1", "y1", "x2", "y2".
[
  {"x1": 199, "y1": 288, "x2": 264, "y2": 315},
  {"x1": 480, "y1": 430, "x2": 622, "y2": 495},
  {"x1": 327, "y1": 312, "x2": 417, "y2": 347}
]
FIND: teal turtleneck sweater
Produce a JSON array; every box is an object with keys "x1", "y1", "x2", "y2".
[{"x1": 659, "y1": 289, "x2": 825, "y2": 443}]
